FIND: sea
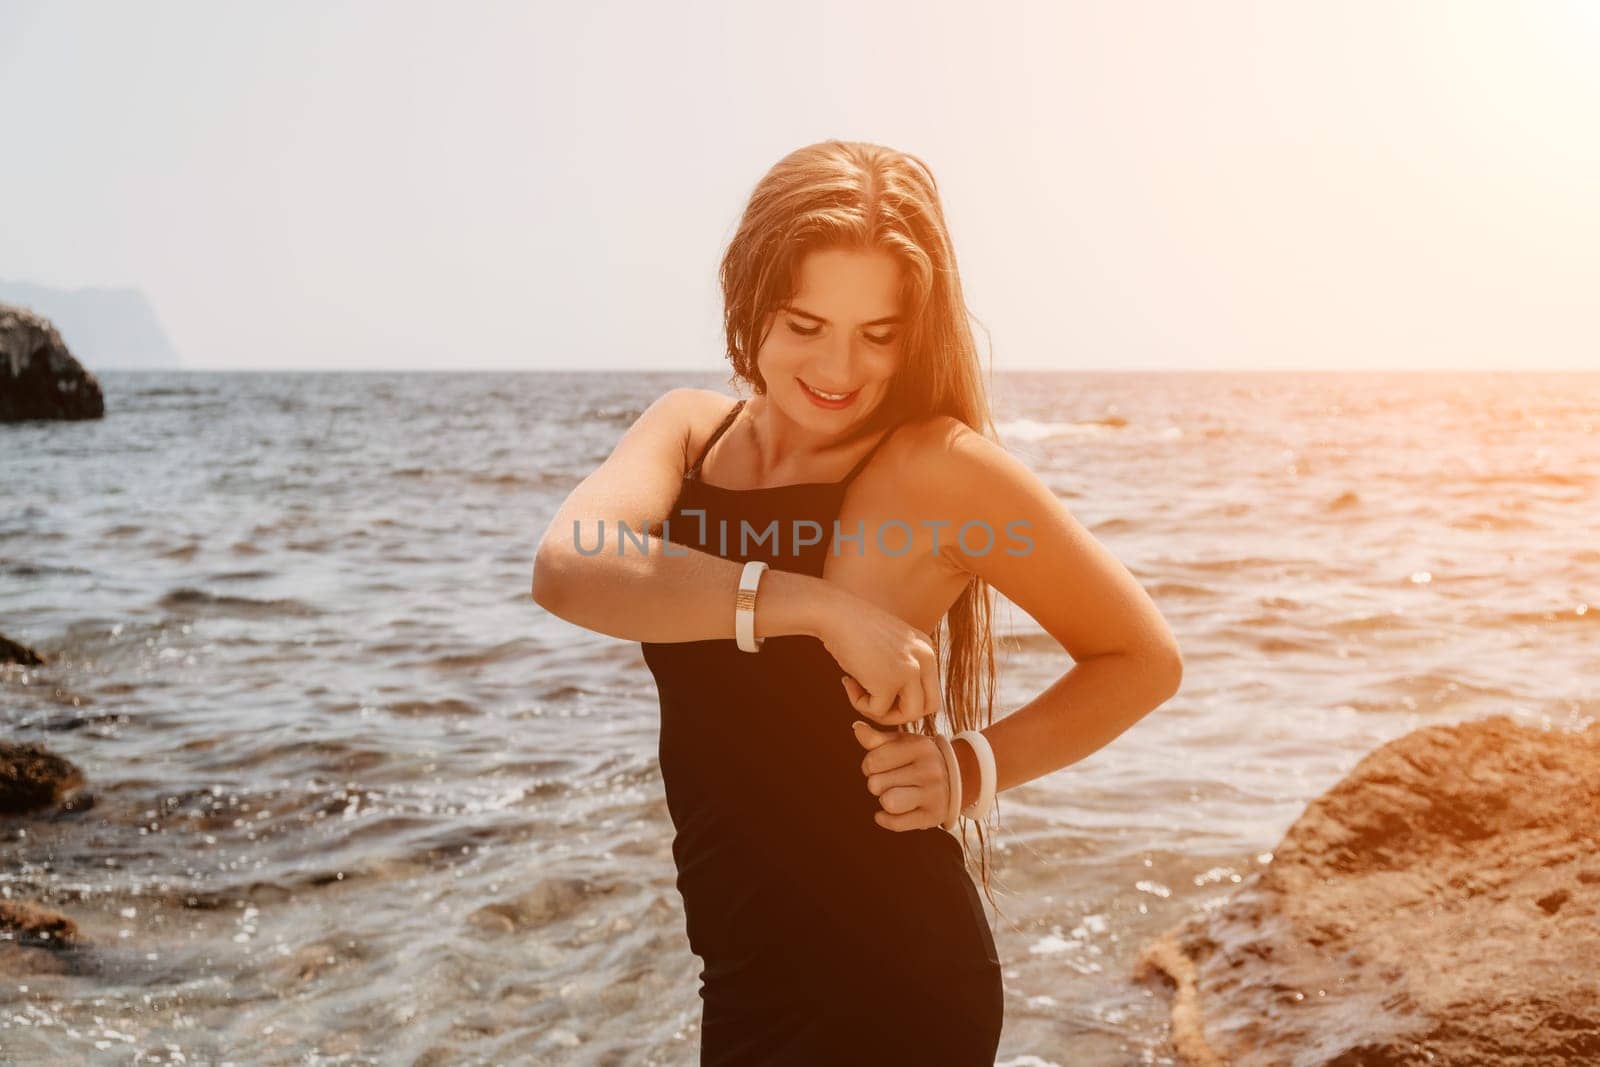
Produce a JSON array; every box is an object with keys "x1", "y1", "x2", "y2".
[{"x1": 3, "y1": 369, "x2": 1596, "y2": 1065}]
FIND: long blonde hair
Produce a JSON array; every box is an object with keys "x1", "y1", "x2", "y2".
[{"x1": 717, "y1": 139, "x2": 1011, "y2": 921}]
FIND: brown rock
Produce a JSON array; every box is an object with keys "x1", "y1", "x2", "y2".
[
  {"x1": 0, "y1": 899, "x2": 80, "y2": 949},
  {"x1": 0, "y1": 741, "x2": 88, "y2": 814},
  {"x1": 0, "y1": 302, "x2": 105, "y2": 421},
  {"x1": 0, "y1": 632, "x2": 45, "y2": 666},
  {"x1": 1136, "y1": 714, "x2": 1600, "y2": 1065}
]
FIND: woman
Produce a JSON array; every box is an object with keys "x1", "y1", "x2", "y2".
[{"x1": 532, "y1": 140, "x2": 1183, "y2": 1064}]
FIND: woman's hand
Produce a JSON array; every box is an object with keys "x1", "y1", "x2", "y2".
[
  {"x1": 815, "y1": 593, "x2": 942, "y2": 728},
  {"x1": 850, "y1": 720, "x2": 951, "y2": 831}
]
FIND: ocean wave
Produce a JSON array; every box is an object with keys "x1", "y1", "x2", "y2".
[{"x1": 158, "y1": 587, "x2": 321, "y2": 618}]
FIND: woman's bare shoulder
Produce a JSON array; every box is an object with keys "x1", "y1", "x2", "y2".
[
  {"x1": 887, "y1": 413, "x2": 1029, "y2": 506},
  {"x1": 667, "y1": 388, "x2": 742, "y2": 466},
  {"x1": 614, "y1": 388, "x2": 740, "y2": 476},
  {"x1": 889, "y1": 413, "x2": 991, "y2": 471},
  {"x1": 651, "y1": 386, "x2": 737, "y2": 412}
]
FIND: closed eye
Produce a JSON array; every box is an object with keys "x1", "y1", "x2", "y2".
[{"x1": 787, "y1": 321, "x2": 898, "y2": 346}]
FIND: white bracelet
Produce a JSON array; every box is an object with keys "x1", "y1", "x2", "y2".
[
  {"x1": 932, "y1": 734, "x2": 962, "y2": 833},
  {"x1": 735, "y1": 560, "x2": 768, "y2": 653},
  {"x1": 955, "y1": 729, "x2": 996, "y2": 821}
]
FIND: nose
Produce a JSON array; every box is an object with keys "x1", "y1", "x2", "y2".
[{"x1": 815, "y1": 334, "x2": 860, "y2": 390}]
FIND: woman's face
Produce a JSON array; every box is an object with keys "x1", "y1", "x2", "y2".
[{"x1": 755, "y1": 246, "x2": 904, "y2": 431}]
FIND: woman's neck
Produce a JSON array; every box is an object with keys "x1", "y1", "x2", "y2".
[{"x1": 736, "y1": 395, "x2": 878, "y2": 485}]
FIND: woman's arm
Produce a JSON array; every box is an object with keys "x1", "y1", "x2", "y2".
[
  {"x1": 937, "y1": 419, "x2": 1183, "y2": 807},
  {"x1": 858, "y1": 417, "x2": 1184, "y2": 826},
  {"x1": 532, "y1": 388, "x2": 839, "y2": 644}
]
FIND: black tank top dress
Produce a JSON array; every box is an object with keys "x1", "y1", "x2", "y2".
[{"x1": 641, "y1": 399, "x2": 1004, "y2": 1066}]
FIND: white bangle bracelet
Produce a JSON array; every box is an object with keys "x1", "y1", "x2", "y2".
[
  {"x1": 932, "y1": 734, "x2": 962, "y2": 833},
  {"x1": 735, "y1": 560, "x2": 768, "y2": 653},
  {"x1": 955, "y1": 729, "x2": 996, "y2": 821}
]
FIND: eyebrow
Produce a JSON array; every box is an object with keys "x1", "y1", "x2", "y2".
[{"x1": 782, "y1": 303, "x2": 902, "y2": 327}]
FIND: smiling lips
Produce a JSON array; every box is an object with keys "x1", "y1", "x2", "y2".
[{"x1": 798, "y1": 377, "x2": 859, "y2": 408}]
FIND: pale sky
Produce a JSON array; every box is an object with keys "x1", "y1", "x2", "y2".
[{"x1": 1, "y1": 0, "x2": 1596, "y2": 371}]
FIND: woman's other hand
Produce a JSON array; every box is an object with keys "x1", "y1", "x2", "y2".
[
  {"x1": 817, "y1": 594, "x2": 941, "y2": 728},
  {"x1": 850, "y1": 720, "x2": 950, "y2": 832}
]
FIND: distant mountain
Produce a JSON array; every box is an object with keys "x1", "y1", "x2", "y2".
[{"x1": 0, "y1": 281, "x2": 181, "y2": 369}]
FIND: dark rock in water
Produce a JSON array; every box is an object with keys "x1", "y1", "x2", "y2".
[
  {"x1": 0, "y1": 302, "x2": 105, "y2": 421},
  {"x1": 1136, "y1": 714, "x2": 1600, "y2": 1066},
  {"x1": 0, "y1": 741, "x2": 89, "y2": 815},
  {"x1": 0, "y1": 632, "x2": 45, "y2": 666},
  {"x1": 0, "y1": 900, "x2": 80, "y2": 950}
]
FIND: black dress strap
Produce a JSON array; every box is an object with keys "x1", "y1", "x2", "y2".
[
  {"x1": 686, "y1": 398, "x2": 746, "y2": 481},
  {"x1": 837, "y1": 421, "x2": 904, "y2": 488}
]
